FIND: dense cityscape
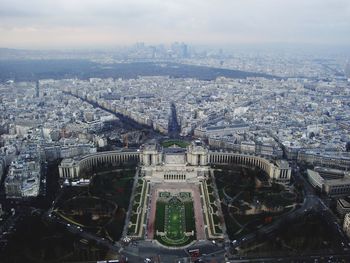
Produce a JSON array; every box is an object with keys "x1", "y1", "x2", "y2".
[
  {"x1": 0, "y1": 44, "x2": 349, "y2": 262},
  {"x1": 1, "y1": 0, "x2": 350, "y2": 262}
]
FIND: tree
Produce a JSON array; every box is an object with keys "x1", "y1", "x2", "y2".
[
  {"x1": 309, "y1": 132, "x2": 315, "y2": 139},
  {"x1": 346, "y1": 142, "x2": 350, "y2": 152}
]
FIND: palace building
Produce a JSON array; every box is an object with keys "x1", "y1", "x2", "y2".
[
  {"x1": 58, "y1": 140, "x2": 291, "y2": 246},
  {"x1": 59, "y1": 140, "x2": 291, "y2": 184}
]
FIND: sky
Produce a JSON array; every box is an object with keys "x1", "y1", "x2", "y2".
[{"x1": 0, "y1": 0, "x2": 350, "y2": 49}]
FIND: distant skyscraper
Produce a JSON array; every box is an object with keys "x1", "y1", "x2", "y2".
[
  {"x1": 171, "y1": 42, "x2": 189, "y2": 58},
  {"x1": 345, "y1": 61, "x2": 350, "y2": 79},
  {"x1": 181, "y1": 43, "x2": 188, "y2": 58}
]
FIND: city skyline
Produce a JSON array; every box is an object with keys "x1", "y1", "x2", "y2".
[{"x1": 0, "y1": 0, "x2": 350, "y2": 49}]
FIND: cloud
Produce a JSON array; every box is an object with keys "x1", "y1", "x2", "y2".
[{"x1": 0, "y1": 0, "x2": 349, "y2": 48}]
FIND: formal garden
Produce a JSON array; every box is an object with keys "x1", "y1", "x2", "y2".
[
  {"x1": 127, "y1": 179, "x2": 148, "y2": 237},
  {"x1": 214, "y1": 165, "x2": 299, "y2": 239},
  {"x1": 154, "y1": 193, "x2": 196, "y2": 247},
  {"x1": 55, "y1": 166, "x2": 136, "y2": 241}
]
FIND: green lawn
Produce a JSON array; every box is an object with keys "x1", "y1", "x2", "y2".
[
  {"x1": 166, "y1": 200, "x2": 185, "y2": 240},
  {"x1": 155, "y1": 202, "x2": 166, "y2": 232},
  {"x1": 155, "y1": 196, "x2": 195, "y2": 246},
  {"x1": 184, "y1": 202, "x2": 195, "y2": 232}
]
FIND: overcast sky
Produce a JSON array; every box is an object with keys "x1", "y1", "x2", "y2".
[{"x1": 0, "y1": 0, "x2": 349, "y2": 49}]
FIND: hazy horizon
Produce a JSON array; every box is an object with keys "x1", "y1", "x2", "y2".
[{"x1": 0, "y1": 0, "x2": 349, "y2": 49}]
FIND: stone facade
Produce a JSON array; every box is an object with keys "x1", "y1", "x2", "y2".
[{"x1": 58, "y1": 140, "x2": 291, "y2": 184}]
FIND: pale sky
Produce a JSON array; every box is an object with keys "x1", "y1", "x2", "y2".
[{"x1": 0, "y1": 0, "x2": 349, "y2": 49}]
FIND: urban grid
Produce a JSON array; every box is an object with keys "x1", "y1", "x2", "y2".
[{"x1": 0, "y1": 1, "x2": 350, "y2": 263}]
